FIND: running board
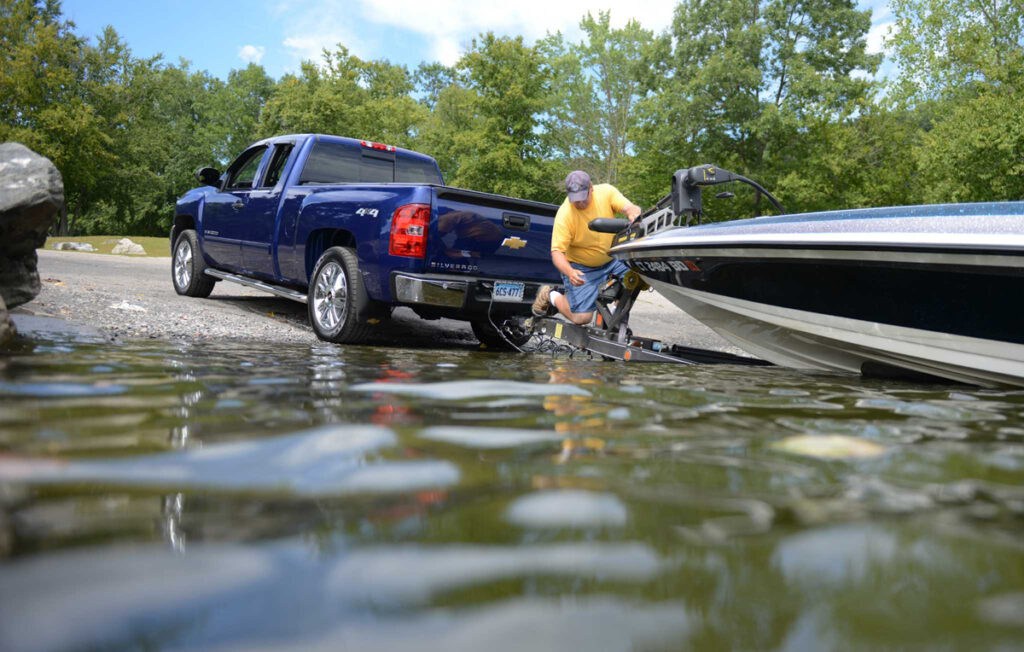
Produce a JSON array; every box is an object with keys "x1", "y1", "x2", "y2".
[{"x1": 204, "y1": 269, "x2": 308, "y2": 304}]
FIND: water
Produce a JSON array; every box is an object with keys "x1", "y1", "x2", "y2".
[{"x1": 1, "y1": 332, "x2": 1023, "y2": 651}]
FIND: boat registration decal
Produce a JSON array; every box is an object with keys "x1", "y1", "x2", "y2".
[{"x1": 633, "y1": 259, "x2": 689, "y2": 273}]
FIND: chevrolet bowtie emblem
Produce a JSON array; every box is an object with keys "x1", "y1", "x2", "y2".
[{"x1": 501, "y1": 237, "x2": 527, "y2": 250}]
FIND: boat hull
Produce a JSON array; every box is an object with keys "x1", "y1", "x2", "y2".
[
  {"x1": 648, "y1": 279, "x2": 1024, "y2": 386},
  {"x1": 613, "y1": 203, "x2": 1024, "y2": 386}
]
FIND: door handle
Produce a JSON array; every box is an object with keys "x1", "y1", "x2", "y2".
[
  {"x1": 232, "y1": 200, "x2": 244, "y2": 211},
  {"x1": 502, "y1": 213, "x2": 530, "y2": 231}
]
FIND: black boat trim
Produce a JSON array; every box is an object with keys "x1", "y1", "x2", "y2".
[
  {"x1": 623, "y1": 253, "x2": 1024, "y2": 345},
  {"x1": 620, "y1": 243, "x2": 1024, "y2": 265}
]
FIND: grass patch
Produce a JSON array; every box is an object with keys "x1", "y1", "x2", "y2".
[{"x1": 42, "y1": 236, "x2": 170, "y2": 258}]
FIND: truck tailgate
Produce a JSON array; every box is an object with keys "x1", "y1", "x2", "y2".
[{"x1": 429, "y1": 187, "x2": 561, "y2": 283}]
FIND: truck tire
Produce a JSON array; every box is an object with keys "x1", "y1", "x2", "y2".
[
  {"x1": 308, "y1": 246, "x2": 374, "y2": 344},
  {"x1": 471, "y1": 317, "x2": 530, "y2": 350},
  {"x1": 172, "y1": 229, "x2": 216, "y2": 298}
]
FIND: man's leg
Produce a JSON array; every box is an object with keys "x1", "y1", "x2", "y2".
[
  {"x1": 551, "y1": 261, "x2": 613, "y2": 325},
  {"x1": 556, "y1": 259, "x2": 632, "y2": 323},
  {"x1": 549, "y1": 291, "x2": 593, "y2": 325}
]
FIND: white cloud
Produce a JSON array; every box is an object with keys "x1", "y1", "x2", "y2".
[
  {"x1": 278, "y1": 6, "x2": 373, "y2": 73},
  {"x1": 282, "y1": 35, "x2": 333, "y2": 63},
  {"x1": 431, "y1": 37, "x2": 464, "y2": 67},
  {"x1": 863, "y1": 2, "x2": 894, "y2": 56},
  {"x1": 238, "y1": 44, "x2": 266, "y2": 64},
  {"x1": 357, "y1": 0, "x2": 677, "y2": 50},
  {"x1": 866, "y1": 19, "x2": 894, "y2": 55},
  {"x1": 274, "y1": 0, "x2": 677, "y2": 72}
]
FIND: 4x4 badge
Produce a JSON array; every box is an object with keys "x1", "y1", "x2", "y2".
[{"x1": 501, "y1": 237, "x2": 526, "y2": 250}]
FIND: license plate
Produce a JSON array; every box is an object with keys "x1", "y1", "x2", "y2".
[{"x1": 491, "y1": 281, "x2": 524, "y2": 303}]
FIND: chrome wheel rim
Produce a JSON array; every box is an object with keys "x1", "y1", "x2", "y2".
[
  {"x1": 312, "y1": 261, "x2": 347, "y2": 330},
  {"x1": 174, "y1": 239, "x2": 192, "y2": 288}
]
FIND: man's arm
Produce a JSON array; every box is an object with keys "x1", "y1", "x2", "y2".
[
  {"x1": 609, "y1": 186, "x2": 641, "y2": 221},
  {"x1": 551, "y1": 250, "x2": 585, "y2": 286},
  {"x1": 623, "y1": 202, "x2": 641, "y2": 221}
]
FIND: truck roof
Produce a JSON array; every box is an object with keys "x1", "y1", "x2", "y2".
[{"x1": 252, "y1": 133, "x2": 438, "y2": 166}]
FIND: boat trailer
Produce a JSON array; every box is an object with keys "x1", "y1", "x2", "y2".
[{"x1": 522, "y1": 270, "x2": 769, "y2": 366}]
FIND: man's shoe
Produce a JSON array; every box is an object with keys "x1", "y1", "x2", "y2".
[{"x1": 532, "y1": 285, "x2": 554, "y2": 317}]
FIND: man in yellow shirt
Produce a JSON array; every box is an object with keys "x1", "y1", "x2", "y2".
[{"x1": 532, "y1": 170, "x2": 642, "y2": 324}]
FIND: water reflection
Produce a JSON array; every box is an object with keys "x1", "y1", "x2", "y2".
[
  {"x1": 0, "y1": 425, "x2": 459, "y2": 496},
  {"x1": 1, "y1": 336, "x2": 1023, "y2": 650}
]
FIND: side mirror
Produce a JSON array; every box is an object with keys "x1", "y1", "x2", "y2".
[{"x1": 195, "y1": 167, "x2": 221, "y2": 187}]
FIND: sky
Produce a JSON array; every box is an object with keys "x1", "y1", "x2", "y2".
[{"x1": 60, "y1": 0, "x2": 897, "y2": 81}]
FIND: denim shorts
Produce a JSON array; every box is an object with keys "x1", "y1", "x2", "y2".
[{"x1": 562, "y1": 258, "x2": 631, "y2": 314}]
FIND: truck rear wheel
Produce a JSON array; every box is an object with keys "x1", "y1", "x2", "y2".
[
  {"x1": 308, "y1": 246, "x2": 374, "y2": 344},
  {"x1": 172, "y1": 229, "x2": 216, "y2": 298}
]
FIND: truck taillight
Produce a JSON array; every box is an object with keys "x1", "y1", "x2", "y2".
[
  {"x1": 361, "y1": 140, "x2": 396, "y2": 152},
  {"x1": 389, "y1": 203, "x2": 430, "y2": 258}
]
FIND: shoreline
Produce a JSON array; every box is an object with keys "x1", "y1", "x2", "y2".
[{"x1": 15, "y1": 249, "x2": 746, "y2": 355}]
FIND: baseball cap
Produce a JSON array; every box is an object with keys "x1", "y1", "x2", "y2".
[{"x1": 565, "y1": 170, "x2": 591, "y2": 202}]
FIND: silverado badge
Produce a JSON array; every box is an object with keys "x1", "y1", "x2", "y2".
[{"x1": 501, "y1": 237, "x2": 527, "y2": 250}]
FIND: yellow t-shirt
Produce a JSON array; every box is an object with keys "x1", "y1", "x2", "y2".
[{"x1": 551, "y1": 183, "x2": 630, "y2": 267}]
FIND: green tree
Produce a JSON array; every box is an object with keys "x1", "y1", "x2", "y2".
[
  {"x1": 413, "y1": 61, "x2": 456, "y2": 109},
  {"x1": 260, "y1": 46, "x2": 425, "y2": 150},
  {"x1": 634, "y1": 0, "x2": 880, "y2": 218},
  {"x1": 888, "y1": 0, "x2": 1024, "y2": 202},
  {"x1": 539, "y1": 11, "x2": 668, "y2": 197},
  {"x1": 444, "y1": 33, "x2": 555, "y2": 201},
  {"x1": 774, "y1": 102, "x2": 925, "y2": 212},
  {"x1": 207, "y1": 63, "x2": 276, "y2": 163},
  {"x1": 0, "y1": 0, "x2": 115, "y2": 234}
]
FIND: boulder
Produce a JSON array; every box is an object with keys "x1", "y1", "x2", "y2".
[
  {"x1": 0, "y1": 295, "x2": 13, "y2": 347},
  {"x1": 111, "y1": 238, "x2": 146, "y2": 255},
  {"x1": 53, "y1": 242, "x2": 96, "y2": 252},
  {"x1": 0, "y1": 143, "x2": 64, "y2": 311}
]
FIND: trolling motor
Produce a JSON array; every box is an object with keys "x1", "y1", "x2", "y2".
[{"x1": 670, "y1": 164, "x2": 785, "y2": 224}]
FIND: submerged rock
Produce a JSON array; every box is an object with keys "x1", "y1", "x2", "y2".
[
  {"x1": 771, "y1": 434, "x2": 887, "y2": 460},
  {"x1": 0, "y1": 142, "x2": 64, "y2": 344}
]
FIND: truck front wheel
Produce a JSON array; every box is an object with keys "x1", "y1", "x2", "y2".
[
  {"x1": 172, "y1": 229, "x2": 216, "y2": 298},
  {"x1": 308, "y1": 246, "x2": 374, "y2": 344}
]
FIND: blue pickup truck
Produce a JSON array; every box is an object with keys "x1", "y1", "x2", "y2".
[{"x1": 170, "y1": 134, "x2": 560, "y2": 347}]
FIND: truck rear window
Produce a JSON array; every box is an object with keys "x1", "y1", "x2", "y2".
[
  {"x1": 397, "y1": 157, "x2": 443, "y2": 184},
  {"x1": 298, "y1": 141, "x2": 442, "y2": 185}
]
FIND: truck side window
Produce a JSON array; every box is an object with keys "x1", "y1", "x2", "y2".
[
  {"x1": 226, "y1": 146, "x2": 267, "y2": 190},
  {"x1": 299, "y1": 142, "x2": 360, "y2": 184},
  {"x1": 262, "y1": 144, "x2": 294, "y2": 188}
]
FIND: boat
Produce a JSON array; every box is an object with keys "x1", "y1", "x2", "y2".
[{"x1": 605, "y1": 167, "x2": 1024, "y2": 386}]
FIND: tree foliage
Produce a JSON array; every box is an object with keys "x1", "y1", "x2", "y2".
[
  {"x1": 260, "y1": 46, "x2": 424, "y2": 150},
  {"x1": 888, "y1": 0, "x2": 1024, "y2": 202},
  {"x1": 634, "y1": 0, "x2": 881, "y2": 218},
  {"x1": 540, "y1": 11, "x2": 668, "y2": 199},
  {"x1": 0, "y1": 0, "x2": 1017, "y2": 235}
]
